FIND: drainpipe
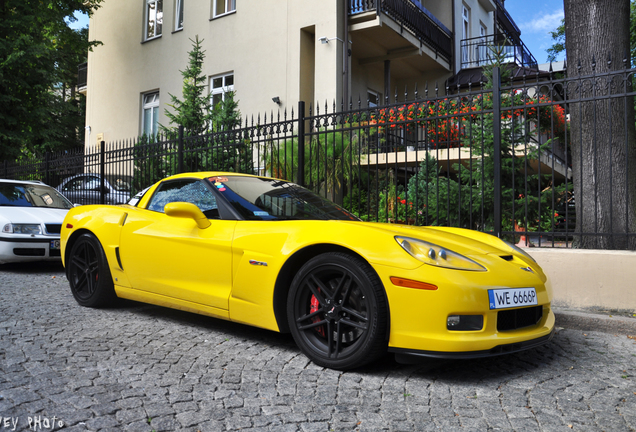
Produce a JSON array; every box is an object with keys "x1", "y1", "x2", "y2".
[
  {"x1": 451, "y1": 0, "x2": 456, "y2": 75},
  {"x1": 343, "y1": 0, "x2": 350, "y2": 106}
]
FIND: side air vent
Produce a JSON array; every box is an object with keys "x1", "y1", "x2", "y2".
[{"x1": 500, "y1": 255, "x2": 513, "y2": 261}]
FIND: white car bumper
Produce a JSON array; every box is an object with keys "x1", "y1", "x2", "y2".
[{"x1": 0, "y1": 237, "x2": 62, "y2": 264}]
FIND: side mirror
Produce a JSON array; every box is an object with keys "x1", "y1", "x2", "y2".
[{"x1": 164, "y1": 202, "x2": 211, "y2": 229}]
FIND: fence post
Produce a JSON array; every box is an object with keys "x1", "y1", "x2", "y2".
[
  {"x1": 44, "y1": 152, "x2": 51, "y2": 186},
  {"x1": 100, "y1": 140, "x2": 105, "y2": 205},
  {"x1": 297, "y1": 101, "x2": 306, "y2": 187},
  {"x1": 178, "y1": 125, "x2": 184, "y2": 174},
  {"x1": 492, "y1": 67, "x2": 502, "y2": 238}
]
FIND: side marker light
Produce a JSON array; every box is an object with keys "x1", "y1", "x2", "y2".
[{"x1": 390, "y1": 277, "x2": 438, "y2": 291}]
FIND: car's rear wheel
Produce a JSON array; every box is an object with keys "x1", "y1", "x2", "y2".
[
  {"x1": 287, "y1": 252, "x2": 387, "y2": 370},
  {"x1": 67, "y1": 233, "x2": 117, "y2": 307}
]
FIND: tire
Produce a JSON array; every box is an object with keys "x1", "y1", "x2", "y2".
[
  {"x1": 66, "y1": 233, "x2": 117, "y2": 308},
  {"x1": 287, "y1": 252, "x2": 388, "y2": 370}
]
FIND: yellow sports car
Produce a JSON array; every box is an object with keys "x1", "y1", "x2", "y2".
[{"x1": 61, "y1": 172, "x2": 554, "y2": 370}]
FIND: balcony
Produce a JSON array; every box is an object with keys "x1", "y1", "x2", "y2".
[
  {"x1": 460, "y1": 34, "x2": 537, "y2": 70},
  {"x1": 493, "y1": 0, "x2": 521, "y2": 44},
  {"x1": 77, "y1": 62, "x2": 88, "y2": 95},
  {"x1": 350, "y1": 0, "x2": 452, "y2": 63}
]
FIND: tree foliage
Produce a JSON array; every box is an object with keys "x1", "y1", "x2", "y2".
[
  {"x1": 546, "y1": 18, "x2": 565, "y2": 63},
  {"x1": 549, "y1": 0, "x2": 636, "y2": 65},
  {"x1": 0, "y1": 0, "x2": 102, "y2": 161}
]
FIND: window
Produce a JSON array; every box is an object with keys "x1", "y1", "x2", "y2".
[
  {"x1": 147, "y1": 179, "x2": 219, "y2": 218},
  {"x1": 142, "y1": 92, "x2": 160, "y2": 137},
  {"x1": 367, "y1": 90, "x2": 381, "y2": 108},
  {"x1": 175, "y1": 0, "x2": 184, "y2": 30},
  {"x1": 213, "y1": 0, "x2": 235, "y2": 18},
  {"x1": 461, "y1": 5, "x2": 470, "y2": 64},
  {"x1": 210, "y1": 73, "x2": 234, "y2": 108},
  {"x1": 145, "y1": 0, "x2": 163, "y2": 39},
  {"x1": 478, "y1": 23, "x2": 487, "y2": 66}
]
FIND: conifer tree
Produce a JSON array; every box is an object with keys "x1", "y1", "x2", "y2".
[{"x1": 162, "y1": 35, "x2": 212, "y2": 136}]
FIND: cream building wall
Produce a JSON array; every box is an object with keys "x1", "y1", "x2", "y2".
[
  {"x1": 85, "y1": 1, "x2": 346, "y2": 146},
  {"x1": 84, "y1": 0, "x2": 503, "y2": 147}
]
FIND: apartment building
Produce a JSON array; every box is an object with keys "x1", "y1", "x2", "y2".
[{"x1": 80, "y1": 0, "x2": 535, "y2": 146}]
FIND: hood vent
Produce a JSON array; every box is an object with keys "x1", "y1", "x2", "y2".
[{"x1": 500, "y1": 255, "x2": 513, "y2": 261}]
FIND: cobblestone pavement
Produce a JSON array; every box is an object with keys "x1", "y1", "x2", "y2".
[{"x1": 1, "y1": 263, "x2": 635, "y2": 432}]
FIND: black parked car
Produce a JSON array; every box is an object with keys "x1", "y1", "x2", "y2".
[{"x1": 57, "y1": 174, "x2": 132, "y2": 205}]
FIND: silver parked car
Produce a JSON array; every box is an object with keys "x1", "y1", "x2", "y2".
[
  {"x1": 0, "y1": 179, "x2": 74, "y2": 264},
  {"x1": 57, "y1": 173, "x2": 132, "y2": 205}
]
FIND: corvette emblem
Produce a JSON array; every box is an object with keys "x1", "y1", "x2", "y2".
[
  {"x1": 249, "y1": 259, "x2": 268, "y2": 267},
  {"x1": 521, "y1": 266, "x2": 534, "y2": 273}
]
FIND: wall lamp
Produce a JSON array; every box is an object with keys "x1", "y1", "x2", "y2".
[
  {"x1": 272, "y1": 96, "x2": 281, "y2": 105},
  {"x1": 319, "y1": 36, "x2": 346, "y2": 44}
]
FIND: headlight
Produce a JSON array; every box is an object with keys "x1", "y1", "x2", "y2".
[
  {"x1": 3, "y1": 224, "x2": 42, "y2": 235},
  {"x1": 395, "y1": 236, "x2": 486, "y2": 271},
  {"x1": 504, "y1": 240, "x2": 536, "y2": 263}
]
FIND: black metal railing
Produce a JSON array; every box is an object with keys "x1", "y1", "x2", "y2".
[
  {"x1": 493, "y1": 0, "x2": 521, "y2": 44},
  {"x1": 5, "y1": 64, "x2": 636, "y2": 250},
  {"x1": 78, "y1": 62, "x2": 88, "y2": 89},
  {"x1": 460, "y1": 34, "x2": 537, "y2": 70},
  {"x1": 349, "y1": 0, "x2": 452, "y2": 63}
]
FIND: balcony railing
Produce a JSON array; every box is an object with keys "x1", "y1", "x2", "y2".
[
  {"x1": 78, "y1": 62, "x2": 88, "y2": 89},
  {"x1": 349, "y1": 0, "x2": 452, "y2": 63},
  {"x1": 460, "y1": 34, "x2": 537, "y2": 70},
  {"x1": 493, "y1": 0, "x2": 521, "y2": 44}
]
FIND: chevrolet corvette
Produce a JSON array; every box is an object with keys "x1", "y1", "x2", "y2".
[{"x1": 61, "y1": 172, "x2": 554, "y2": 370}]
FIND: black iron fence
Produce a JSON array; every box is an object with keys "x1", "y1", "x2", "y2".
[{"x1": 4, "y1": 65, "x2": 636, "y2": 249}]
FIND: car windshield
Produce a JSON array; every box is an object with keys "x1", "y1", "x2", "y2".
[
  {"x1": 0, "y1": 183, "x2": 74, "y2": 209},
  {"x1": 209, "y1": 176, "x2": 359, "y2": 221}
]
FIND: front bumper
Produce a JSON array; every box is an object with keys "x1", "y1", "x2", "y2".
[
  {"x1": 391, "y1": 328, "x2": 555, "y2": 363},
  {"x1": 372, "y1": 258, "x2": 555, "y2": 355},
  {"x1": 0, "y1": 237, "x2": 61, "y2": 264}
]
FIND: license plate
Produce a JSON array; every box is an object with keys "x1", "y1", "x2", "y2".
[
  {"x1": 50, "y1": 240, "x2": 60, "y2": 250},
  {"x1": 488, "y1": 287, "x2": 537, "y2": 310}
]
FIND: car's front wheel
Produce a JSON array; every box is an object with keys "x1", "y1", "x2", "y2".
[
  {"x1": 287, "y1": 252, "x2": 388, "y2": 370},
  {"x1": 66, "y1": 233, "x2": 117, "y2": 307}
]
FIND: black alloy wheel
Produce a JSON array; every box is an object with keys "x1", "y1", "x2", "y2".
[
  {"x1": 287, "y1": 252, "x2": 388, "y2": 370},
  {"x1": 67, "y1": 233, "x2": 117, "y2": 307}
]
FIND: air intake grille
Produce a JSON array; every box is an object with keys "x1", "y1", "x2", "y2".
[
  {"x1": 45, "y1": 224, "x2": 62, "y2": 234},
  {"x1": 13, "y1": 248, "x2": 45, "y2": 257},
  {"x1": 497, "y1": 306, "x2": 543, "y2": 331}
]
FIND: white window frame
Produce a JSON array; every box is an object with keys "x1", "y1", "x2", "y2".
[
  {"x1": 212, "y1": 0, "x2": 235, "y2": 18},
  {"x1": 175, "y1": 0, "x2": 184, "y2": 31},
  {"x1": 461, "y1": 5, "x2": 470, "y2": 65},
  {"x1": 142, "y1": 92, "x2": 160, "y2": 137},
  {"x1": 210, "y1": 73, "x2": 235, "y2": 108},
  {"x1": 145, "y1": 0, "x2": 163, "y2": 40},
  {"x1": 478, "y1": 23, "x2": 487, "y2": 66}
]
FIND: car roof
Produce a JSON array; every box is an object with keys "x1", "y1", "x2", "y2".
[
  {"x1": 162, "y1": 172, "x2": 275, "y2": 181},
  {"x1": 0, "y1": 178, "x2": 46, "y2": 185}
]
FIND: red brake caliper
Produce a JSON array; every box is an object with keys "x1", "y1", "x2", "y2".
[{"x1": 310, "y1": 289, "x2": 326, "y2": 337}]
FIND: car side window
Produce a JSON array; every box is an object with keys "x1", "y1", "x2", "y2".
[
  {"x1": 64, "y1": 177, "x2": 85, "y2": 192},
  {"x1": 85, "y1": 176, "x2": 102, "y2": 191},
  {"x1": 147, "y1": 179, "x2": 219, "y2": 218}
]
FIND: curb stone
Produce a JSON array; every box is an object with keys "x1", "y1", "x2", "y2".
[{"x1": 554, "y1": 307, "x2": 636, "y2": 334}]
